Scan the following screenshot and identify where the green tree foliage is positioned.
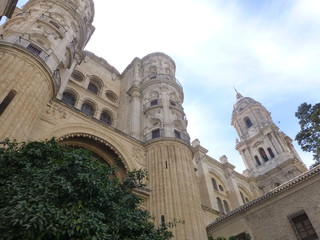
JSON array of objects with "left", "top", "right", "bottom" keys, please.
[
  {"left": 295, "top": 102, "right": 320, "bottom": 167},
  {"left": 0, "top": 139, "right": 173, "bottom": 240}
]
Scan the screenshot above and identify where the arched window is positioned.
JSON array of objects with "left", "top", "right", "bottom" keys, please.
[
  {"left": 71, "top": 70, "right": 84, "bottom": 82},
  {"left": 223, "top": 200, "right": 230, "bottom": 213},
  {"left": 267, "top": 147, "right": 275, "bottom": 158},
  {"left": 62, "top": 91, "right": 76, "bottom": 107},
  {"left": 81, "top": 101, "right": 95, "bottom": 116},
  {"left": 87, "top": 82, "right": 99, "bottom": 95},
  {"left": 254, "top": 155, "right": 261, "bottom": 166},
  {"left": 244, "top": 117, "right": 253, "bottom": 128},
  {"left": 211, "top": 178, "right": 218, "bottom": 191},
  {"left": 217, "top": 197, "right": 224, "bottom": 214},
  {"left": 105, "top": 90, "right": 118, "bottom": 102},
  {"left": 259, "top": 147, "right": 269, "bottom": 162},
  {"left": 100, "top": 111, "right": 112, "bottom": 125}
]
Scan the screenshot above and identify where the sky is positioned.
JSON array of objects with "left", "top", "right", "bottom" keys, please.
[{"left": 10, "top": 0, "right": 320, "bottom": 172}]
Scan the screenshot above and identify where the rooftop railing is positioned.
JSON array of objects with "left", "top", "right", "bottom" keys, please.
[{"left": 140, "top": 74, "right": 182, "bottom": 89}]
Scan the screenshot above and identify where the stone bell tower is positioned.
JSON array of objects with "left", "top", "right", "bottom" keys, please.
[
  {"left": 0, "top": 0, "right": 94, "bottom": 141},
  {"left": 231, "top": 92, "right": 307, "bottom": 192}
]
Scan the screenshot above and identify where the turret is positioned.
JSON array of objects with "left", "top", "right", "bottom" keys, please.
[
  {"left": 1, "top": 0, "right": 95, "bottom": 96},
  {"left": 231, "top": 92, "right": 307, "bottom": 192},
  {"left": 140, "top": 53, "right": 188, "bottom": 142},
  {"left": 0, "top": 0, "right": 95, "bottom": 141}
]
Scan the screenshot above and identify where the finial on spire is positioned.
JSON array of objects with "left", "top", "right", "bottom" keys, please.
[
  {"left": 233, "top": 86, "right": 238, "bottom": 94},
  {"left": 233, "top": 86, "right": 243, "bottom": 100}
]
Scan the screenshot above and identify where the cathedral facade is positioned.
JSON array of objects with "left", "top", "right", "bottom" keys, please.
[{"left": 1, "top": 1, "right": 319, "bottom": 239}]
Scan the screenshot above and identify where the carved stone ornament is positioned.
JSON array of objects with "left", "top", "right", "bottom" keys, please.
[
  {"left": 40, "top": 102, "right": 67, "bottom": 125},
  {"left": 132, "top": 146, "right": 145, "bottom": 165}
]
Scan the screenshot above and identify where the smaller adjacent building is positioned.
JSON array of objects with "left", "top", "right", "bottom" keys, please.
[{"left": 207, "top": 165, "right": 320, "bottom": 240}]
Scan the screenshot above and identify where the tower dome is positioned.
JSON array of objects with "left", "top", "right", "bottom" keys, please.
[{"left": 232, "top": 93, "right": 259, "bottom": 117}]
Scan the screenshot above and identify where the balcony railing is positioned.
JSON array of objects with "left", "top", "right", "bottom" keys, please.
[
  {"left": 144, "top": 129, "right": 190, "bottom": 144},
  {"left": 140, "top": 74, "right": 182, "bottom": 89},
  {"left": 143, "top": 99, "right": 162, "bottom": 111},
  {"left": 39, "top": 14, "right": 67, "bottom": 36},
  {"left": 169, "top": 100, "right": 184, "bottom": 111},
  {"left": 15, "top": 37, "right": 49, "bottom": 61}
]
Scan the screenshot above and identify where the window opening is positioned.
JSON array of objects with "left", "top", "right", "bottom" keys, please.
[
  {"left": 255, "top": 155, "right": 261, "bottom": 166},
  {"left": 290, "top": 212, "right": 318, "bottom": 240},
  {"left": 81, "top": 102, "right": 94, "bottom": 116},
  {"left": 267, "top": 147, "right": 275, "bottom": 158},
  {"left": 150, "top": 99, "right": 158, "bottom": 106},
  {"left": 174, "top": 130, "right": 181, "bottom": 139},
  {"left": 0, "top": 90, "right": 17, "bottom": 116},
  {"left": 100, "top": 111, "right": 112, "bottom": 125},
  {"left": 211, "top": 178, "right": 218, "bottom": 191},
  {"left": 170, "top": 100, "right": 176, "bottom": 107},
  {"left": 217, "top": 197, "right": 225, "bottom": 214},
  {"left": 161, "top": 215, "right": 165, "bottom": 226},
  {"left": 223, "top": 200, "right": 230, "bottom": 213},
  {"left": 62, "top": 91, "right": 76, "bottom": 107},
  {"left": 259, "top": 147, "right": 269, "bottom": 162},
  {"left": 165, "top": 161, "right": 168, "bottom": 169},
  {"left": 87, "top": 82, "right": 98, "bottom": 95},
  {"left": 152, "top": 128, "right": 160, "bottom": 139},
  {"left": 244, "top": 117, "right": 253, "bottom": 128},
  {"left": 218, "top": 185, "right": 224, "bottom": 192}
]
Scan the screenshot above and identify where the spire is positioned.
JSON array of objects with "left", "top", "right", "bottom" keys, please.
[{"left": 233, "top": 87, "right": 243, "bottom": 100}]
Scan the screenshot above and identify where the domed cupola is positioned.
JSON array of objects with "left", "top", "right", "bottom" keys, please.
[
  {"left": 232, "top": 92, "right": 259, "bottom": 116},
  {"left": 231, "top": 92, "right": 272, "bottom": 141}
]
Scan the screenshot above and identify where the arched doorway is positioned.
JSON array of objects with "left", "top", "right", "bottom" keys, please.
[{"left": 57, "top": 133, "right": 127, "bottom": 179}]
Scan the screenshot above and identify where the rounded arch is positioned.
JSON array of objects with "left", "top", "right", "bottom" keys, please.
[
  {"left": 149, "top": 91, "right": 159, "bottom": 99},
  {"left": 89, "top": 75, "right": 103, "bottom": 89},
  {"left": 48, "top": 125, "right": 140, "bottom": 172},
  {"left": 100, "top": 109, "right": 113, "bottom": 125},
  {"left": 30, "top": 33, "right": 52, "bottom": 50},
  {"left": 81, "top": 99, "right": 97, "bottom": 117},
  {"left": 238, "top": 185, "right": 252, "bottom": 204},
  {"left": 71, "top": 70, "right": 85, "bottom": 82},
  {"left": 208, "top": 171, "right": 228, "bottom": 195},
  {"left": 57, "top": 133, "right": 127, "bottom": 179},
  {"left": 62, "top": 88, "right": 79, "bottom": 106},
  {"left": 105, "top": 90, "right": 118, "bottom": 102}
]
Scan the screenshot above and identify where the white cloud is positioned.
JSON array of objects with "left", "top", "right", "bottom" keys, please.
[{"left": 86, "top": 0, "right": 320, "bottom": 171}]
